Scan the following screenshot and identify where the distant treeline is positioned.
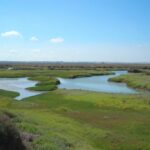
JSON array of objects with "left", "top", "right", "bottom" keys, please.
[{"left": 0, "top": 62, "right": 150, "bottom": 71}]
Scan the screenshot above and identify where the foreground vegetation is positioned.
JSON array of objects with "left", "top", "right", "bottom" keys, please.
[
  {"left": 0, "top": 65, "right": 150, "bottom": 150},
  {"left": 0, "top": 89, "right": 150, "bottom": 150}
]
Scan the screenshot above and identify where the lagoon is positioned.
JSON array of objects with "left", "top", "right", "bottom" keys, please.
[
  {"left": 58, "top": 71, "right": 137, "bottom": 94},
  {"left": 0, "top": 71, "right": 137, "bottom": 100}
]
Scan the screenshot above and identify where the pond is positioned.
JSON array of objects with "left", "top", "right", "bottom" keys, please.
[
  {"left": 0, "top": 78, "right": 43, "bottom": 100},
  {"left": 58, "top": 71, "right": 137, "bottom": 94}
]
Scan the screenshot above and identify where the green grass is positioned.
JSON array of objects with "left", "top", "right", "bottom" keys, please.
[
  {"left": 28, "top": 77, "right": 59, "bottom": 91},
  {"left": 0, "top": 89, "right": 19, "bottom": 98},
  {"left": 0, "top": 69, "right": 112, "bottom": 78},
  {"left": 0, "top": 69, "right": 150, "bottom": 149},
  {"left": 0, "top": 89, "right": 149, "bottom": 150},
  {"left": 109, "top": 73, "right": 150, "bottom": 91}
]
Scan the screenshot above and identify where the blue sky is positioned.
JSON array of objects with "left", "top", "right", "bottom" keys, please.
[{"left": 0, "top": 0, "right": 150, "bottom": 62}]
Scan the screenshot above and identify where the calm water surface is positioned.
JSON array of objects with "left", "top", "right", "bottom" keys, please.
[
  {"left": 58, "top": 71, "right": 137, "bottom": 94},
  {"left": 0, "top": 71, "right": 137, "bottom": 100},
  {"left": 0, "top": 78, "right": 43, "bottom": 100}
]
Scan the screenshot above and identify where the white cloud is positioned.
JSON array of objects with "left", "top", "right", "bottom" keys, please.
[
  {"left": 30, "top": 36, "right": 39, "bottom": 41},
  {"left": 1, "top": 30, "right": 22, "bottom": 38},
  {"left": 50, "top": 37, "right": 64, "bottom": 43}
]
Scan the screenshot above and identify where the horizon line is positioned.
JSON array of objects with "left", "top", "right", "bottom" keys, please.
[{"left": 0, "top": 61, "right": 150, "bottom": 65}]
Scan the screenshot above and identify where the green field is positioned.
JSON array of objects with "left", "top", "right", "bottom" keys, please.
[
  {"left": 0, "top": 69, "right": 150, "bottom": 150},
  {"left": 109, "top": 72, "right": 150, "bottom": 91}
]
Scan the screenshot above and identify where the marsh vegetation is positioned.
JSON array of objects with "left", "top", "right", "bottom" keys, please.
[{"left": 0, "top": 63, "right": 150, "bottom": 150}]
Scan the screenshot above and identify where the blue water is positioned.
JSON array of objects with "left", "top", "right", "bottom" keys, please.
[
  {"left": 58, "top": 71, "right": 137, "bottom": 94},
  {"left": 0, "top": 71, "right": 137, "bottom": 100},
  {"left": 0, "top": 78, "right": 43, "bottom": 100}
]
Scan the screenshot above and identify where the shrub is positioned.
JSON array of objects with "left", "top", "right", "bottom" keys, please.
[{"left": 0, "top": 114, "right": 26, "bottom": 150}]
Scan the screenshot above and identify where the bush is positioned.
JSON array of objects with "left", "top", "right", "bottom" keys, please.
[{"left": 0, "top": 114, "right": 26, "bottom": 150}]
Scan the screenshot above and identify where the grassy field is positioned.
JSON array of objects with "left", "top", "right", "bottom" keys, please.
[
  {"left": 0, "top": 68, "right": 150, "bottom": 150},
  {"left": 109, "top": 73, "right": 150, "bottom": 91}
]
